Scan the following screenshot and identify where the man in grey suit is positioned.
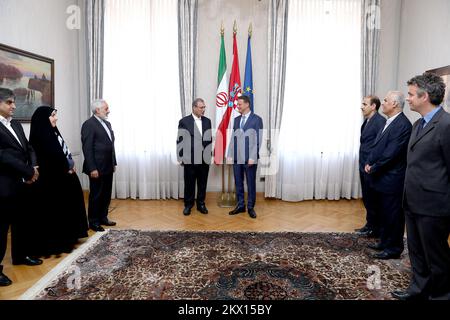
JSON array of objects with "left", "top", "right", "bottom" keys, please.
[
  {"left": 391, "top": 73, "right": 450, "bottom": 300},
  {"left": 81, "top": 99, "right": 117, "bottom": 232}
]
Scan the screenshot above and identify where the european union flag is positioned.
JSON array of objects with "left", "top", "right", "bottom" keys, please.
[{"left": 244, "top": 35, "right": 254, "bottom": 112}]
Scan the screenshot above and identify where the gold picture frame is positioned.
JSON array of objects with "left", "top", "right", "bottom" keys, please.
[{"left": 0, "top": 43, "right": 55, "bottom": 122}]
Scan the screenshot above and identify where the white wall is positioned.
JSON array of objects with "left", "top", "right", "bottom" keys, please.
[
  {"left": 397, "top": 0, "right": 450, "bottom": 122},
  {"left": 0, "top": 0, "right": 88, "bottom": 175},
  {"left": 376, "top": 0, "right": 402, "bottom": 100},
  {"left": 197, "top": 0, "right": 269, "bottom": 192}
]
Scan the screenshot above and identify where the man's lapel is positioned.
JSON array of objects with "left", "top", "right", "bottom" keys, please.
[
  {"left": 243, "top": 113, "right": 254, "bottom": 131},
  {"left": 93, "top": 116, "right": 112, "bottom": 141},
  {"left": 373, "top": 113, "right": 401, "bottom": 145},
  {"left": 189, "top": 116, "right": 200, "bottom": 138},
  {"left": 11, "top": 122, "right": 27, "bottom": 149},
  {"left": 0, "top": 121, "right": 24, "bottom": 150},
  {"left": 409, "top": 109, "right": 443, "bottom": 149}
]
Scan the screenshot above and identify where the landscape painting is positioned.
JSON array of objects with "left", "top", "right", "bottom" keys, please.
[{"left": 0, "top": 43, "right": 54, "bottom": 122}]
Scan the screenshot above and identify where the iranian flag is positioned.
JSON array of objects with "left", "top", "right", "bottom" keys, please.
[
  {"left": 214, "top": 32, "right": 228, "bottom": 164},
  {"left": 214, "top": 32, "right": 241, "bottom": 164}
]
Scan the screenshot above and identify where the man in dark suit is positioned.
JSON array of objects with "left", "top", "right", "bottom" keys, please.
[
  {"left": 81, "top": 99, "right": 117, "bottom": 232},
  {"left": 228, "top": 95, "right": 263, "bottom": 219},
  {"left": 177, "top": 98, "right": 212, "bottom": 216},
  {"left": 0, "top": 88, "right": 42, "bottom": 286},
  {"left": 355, "top": 95, "right": 386, "bottom": 237},
  {"left": 392, "top": 73, "right": 450, "bottom": 300},
  {"left": 365, "top": 91, "right": 412, "bottom": 260}
]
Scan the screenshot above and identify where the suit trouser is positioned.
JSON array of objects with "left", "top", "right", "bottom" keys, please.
[
  {"left": 404, "top": 209, "right": 450, "bottom": 299},
  {"left": 88, "top": 173, "right": 113, "bottom": 225},
  {"left": 183, "top": 164, "right": 209, "bottom": 208},
  {"left": 0, "top": 190, "right": 34, "bottom": 267},
  {"left": 371, "top": 188, "right": 405, "bottom": 255},
  {"left": 359, "top": 171, "right": 380, "bottom": 232},
  {"left": 0, "top": 211, "right": 9, "bottom": 268},
  {"left": 233, "top": 164, "right": 257, "bottom": 209}
]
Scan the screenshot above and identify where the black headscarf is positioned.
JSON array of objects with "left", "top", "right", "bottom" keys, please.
[{"left": 30, "top": 106, "right": 73, "bottom": 174}]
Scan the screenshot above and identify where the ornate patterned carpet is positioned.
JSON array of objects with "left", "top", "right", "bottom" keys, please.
[{"left": 22, "top": 230, "right": 411, "bottom": 300}]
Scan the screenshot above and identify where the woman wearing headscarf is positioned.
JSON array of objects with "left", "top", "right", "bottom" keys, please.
[{"left": 29, "top": 106, "right": 88, "bottom": 255}]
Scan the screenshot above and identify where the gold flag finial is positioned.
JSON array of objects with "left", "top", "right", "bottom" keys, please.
[
  {"left": 248, "top": 23, "right": 253, "bottom": 37},
  {"left": 233, "top": 20, "right": 237, "bottom": 34},
  {"left": 221, "top": 21, "right": 224, "bottom": 36}
]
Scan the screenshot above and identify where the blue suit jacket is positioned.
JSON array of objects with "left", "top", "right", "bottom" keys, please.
[
  {"left": 229, "top": 113, "right": 263, "bottom": 164},
  {"left": 359, "top": 112, "right": 386, "bottom": 172},
  {"left": 366, "top": 112, "right": 412, "bottom": 194}
]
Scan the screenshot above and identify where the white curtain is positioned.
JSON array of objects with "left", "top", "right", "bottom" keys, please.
[
  {"left": 104, "top": 0, "right": 182, "bottom": 199},
  {"left": 276, "top": 0, "right": 362, "bottom": 201}
]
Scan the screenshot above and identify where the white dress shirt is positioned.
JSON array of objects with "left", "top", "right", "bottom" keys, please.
[
  {"left": 94, "top": 115, "right": 112, "bottom": 141},
  {"left": 240, "top": 111, "right": 251, "bottom": 129},
  {"left": 192, "top": 114, "right": 202, "bottom": 136},
  {"left": 382, "top": 112, "right": 402, "bottom": 133},
  {"left": 0, "top": 115, "right": 22, "bottom": 146}
]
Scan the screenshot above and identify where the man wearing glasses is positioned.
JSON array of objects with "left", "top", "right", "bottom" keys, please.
[
  {"left": 0, "top": 88, "right": 42, "bottom": 287},
  {"left": 177, "top": 98, "right": 212, "bottom": 216}
]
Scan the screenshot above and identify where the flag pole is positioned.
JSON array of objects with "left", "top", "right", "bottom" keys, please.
[
  {"left": 216, "top": 22, "right": 236, "bottom": 207},
  {"left": 220, "top": 22, "right": 226, "bottom": 198},
  {"left": 217, "top": 20, "right": 240, "bottom": 207},
  {"left": 227, "top": 20, "right": 238, "bottom": 197}
]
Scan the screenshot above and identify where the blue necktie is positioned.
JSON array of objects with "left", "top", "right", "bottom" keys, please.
[
  {"left": 240, "top": 115, "right": 246, "bottom": 129},
  {"left": 416, "top": 118, "right": 426, "bottom": 137}
]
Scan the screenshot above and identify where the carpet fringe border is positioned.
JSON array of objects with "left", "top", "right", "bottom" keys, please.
[{"left": 19, "top": 230, "right": 109, "bottom": 300}]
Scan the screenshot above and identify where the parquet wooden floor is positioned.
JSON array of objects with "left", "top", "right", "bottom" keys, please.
[{"left": 0, "top": 194, "right": 368, "bottom": 300}]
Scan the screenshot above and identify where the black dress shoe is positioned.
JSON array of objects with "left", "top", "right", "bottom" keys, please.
[
  {"left": 360, "top": 229, "right": 380, "bottom": 238},
  {"left": 372, "top": 251, "right": 401, "bottom": 260},
  {"left": 89, "top": 224, "right": 105, "bottom": 232},
  {"left": 0, "top": 271, "right": 12, "bottom": 286},
  {"left": 355, "top": 225, "right": 370, "bottom": 233},
  {"left": 100, "top": 219, "right": 117, "bottom": 226},
  {"left": 183, "top": 207, "right": 192, "bottom": 216},
  {"left": 197, "top": 205, "right": 208, "bottom": 214},
  {"left": 229, "top": 206, "right": 246, "bottom": 215},
  {"left": 391, "top": 290, "right": 426, "bottom": 301},
  {"left": 12, "top": 256, "right": 43, "bottom": 266},
  {"left": 248, "top": 208, "right": 257, "bottom": 219},
  {"left": 367, "top": 243, "right": 385, "bottom": 251}
]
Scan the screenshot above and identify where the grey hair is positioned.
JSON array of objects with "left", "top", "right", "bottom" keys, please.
[
  {"left": 91, "top": 99, "right": 107, "bottom": 114},
  {"left": 388, "top": 91, "right": 405, "bottom": 110},
  {"left": 192, "top": 98, "right": 205, "bottom": 109}
]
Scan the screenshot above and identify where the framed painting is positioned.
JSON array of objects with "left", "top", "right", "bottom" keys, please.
[
  {"left": 0, "top": 43, "right": 54, "bottom": 122},
  {"left": 427, "top": 65, "right": 450, "bottom": 112}
]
